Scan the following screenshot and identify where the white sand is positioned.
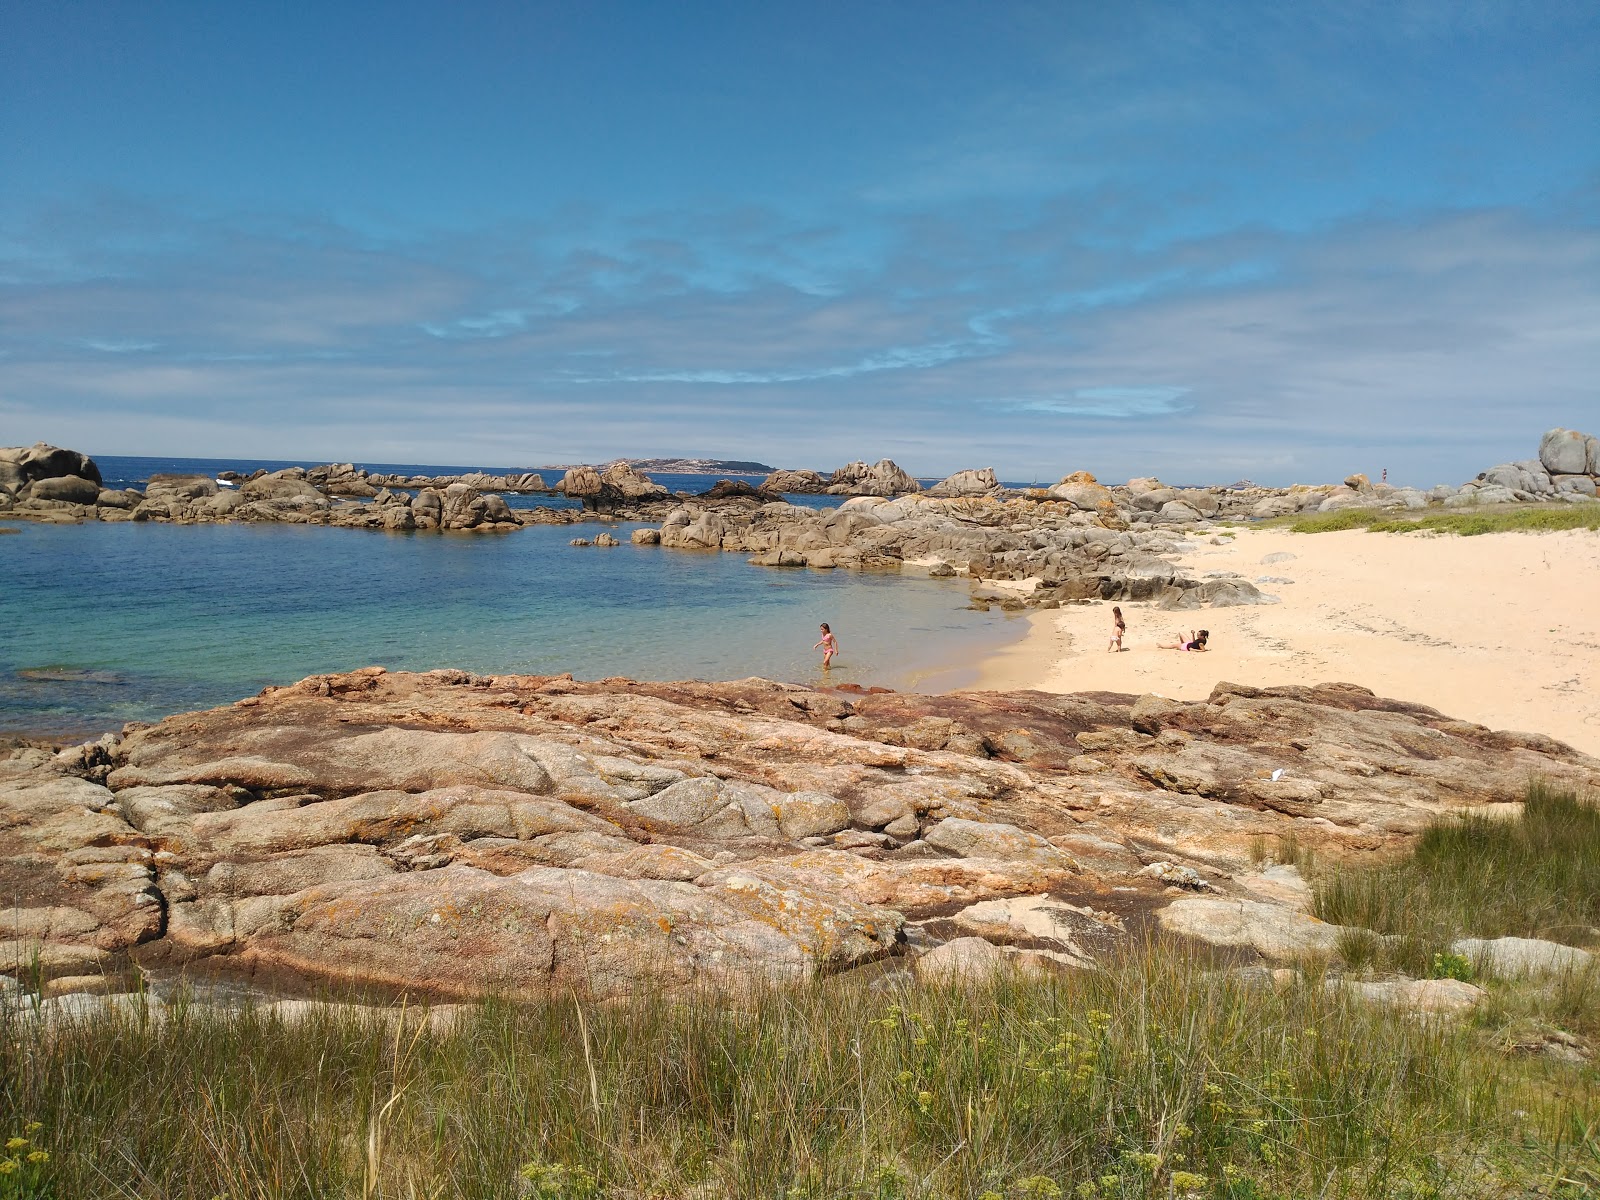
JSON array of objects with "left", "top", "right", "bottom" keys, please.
[{"left": 973, "top": 526, "right": 1600, "bottom": 757}]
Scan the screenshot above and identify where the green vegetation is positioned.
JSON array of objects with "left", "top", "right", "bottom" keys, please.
[
  {"left": 1276, "top": 504, "right": 1600, "bottom": 536},
  {"left": 5, "top": 786, "right": 1595, "bottom": 1197},
  {"left": 4, "top": 937, "right": 1596, "bottom": 1199},
  {"left": 1315, "top": 782, "right": 1600, "bottom": 978}
]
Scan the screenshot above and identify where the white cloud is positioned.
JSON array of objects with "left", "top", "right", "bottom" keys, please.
[
  {"left": 0, "top": 195, "right": 1595, "bottom": 484},
  {"left": 994, "top": 388, "right": 1193, "bottom": 418}
]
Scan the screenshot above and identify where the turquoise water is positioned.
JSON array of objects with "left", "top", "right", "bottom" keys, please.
[{"left": 0, "top": 519, "right": 1020, "bottom": 740}]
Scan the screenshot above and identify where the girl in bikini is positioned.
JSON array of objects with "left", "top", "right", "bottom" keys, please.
[
  {"left": 1159, "top": 629, "right": 1209, "bottom": 652},
  {"left": 814, "top": 623, "right": 839, "bottom": 668},
  {"left": 1108, "top": 605, "right": 1126, "bottom": 652}
]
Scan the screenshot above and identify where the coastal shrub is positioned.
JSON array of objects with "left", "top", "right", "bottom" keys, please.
[
  {"left": 2, "top": 938, "right": 1592, "bottom": 1199},
  {"left": 1284, "top": 504, "right": 1600, "bottom": 537},
  {"left": 1283, "top": 509, "right": 1388, "bottom": 533},
  {"left": 1315, "top": 781, "right": 1600, "bottom": 976}
]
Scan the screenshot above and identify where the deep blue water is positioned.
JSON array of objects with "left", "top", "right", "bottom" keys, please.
[{"left": 0, "top": 518, "right": 1021, "bottom": 741}]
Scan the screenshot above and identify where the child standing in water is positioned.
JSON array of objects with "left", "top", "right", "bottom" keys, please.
[
  {"left": 1108, "top": 605, "right": 1126, "bottom": 652},
  {"left": 814, "top": 623, "right": 839, "bottom": 668}
]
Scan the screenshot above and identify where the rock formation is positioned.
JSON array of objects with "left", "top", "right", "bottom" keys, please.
[
  {"left": 654, "top": 493, "right": 1279, "bottom": 610},
  {"left": 761, "top": 468, "right": 829, "bottom": 494},
  {"left": 926, "top": 468, "right": 1001, "bottom": 497},
  {"left": 5, "top": 669, "right": 1596, "bottom": 1002},
  {"left": 556, "top": 464, "right": 668, "bottom": 511},
  {"left": 1445, "top": 427, "right": 1600, "bottom": 503},
  {"left": 825, "top": 459, "right": 923, "bottom": 496},
  {"left": 4, "top": 431, "right": 1595, "bottom": 558},
  {"left": 0, "top": 446, "right": 540, "bottom": 532}
]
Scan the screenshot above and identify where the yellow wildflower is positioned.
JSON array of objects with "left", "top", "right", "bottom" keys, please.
[
  {"left": 3, "top": 1138, "right": 26, "bottom": 1152},
  {"left": 26, "top": 1150, "right": 48, "bottom": 1164}
]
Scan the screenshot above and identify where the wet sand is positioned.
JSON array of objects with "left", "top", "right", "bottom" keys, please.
[{"left": 971, "top": 527, "right": 1600, "bottom": 758}]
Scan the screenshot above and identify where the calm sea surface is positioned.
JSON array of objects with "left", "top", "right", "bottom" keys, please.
[{"left": 2, "top": 458, "right": 1024, "bottom": 740}]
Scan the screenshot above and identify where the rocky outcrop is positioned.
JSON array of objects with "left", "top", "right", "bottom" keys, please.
[
  {"left": 7, "top": 428, "right": 1595, "bottom": 546},
  {"left": 0, "top": 445, "right": 542, "bottom": 533},
  {"left": 556, "top": 464, "right": 668, "bottom": 511},
  {"left": 762, "top": 468, "right": 829, "bottom": 494},
  {"left": 696, "top": 479, "right": 776, "bottom": 502},
  {"left": 1430, "top": 427, "right": 1600, "bottom": 507},
  {"left": 5, "top": 669, "right": 1596, "bottom": 1001},
  {"left": 926, "top": 468, "right": 1001, "bottom": 498},
  {"left": 0, "top": 443, "right": 102, "bottom": 495},
  {"left": 649, "top": 492, "right": 1281, "bottom": 610},
  {"left": 303, "top": 464, "right": 550, "bottom": 495},
  {"left": 825, "top": 459, "right": 922, "bottom": 496}
]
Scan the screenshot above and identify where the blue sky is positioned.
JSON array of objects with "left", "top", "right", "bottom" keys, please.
[{"left": 1, "top": 1, "right": 1596, "bottom": 485}]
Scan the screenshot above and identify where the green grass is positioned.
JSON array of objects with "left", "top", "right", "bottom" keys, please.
[
  {"left": 1276, "top": 504, "right": 1600, "bottom": 536},
  {"left": 1315, "top": 782, "right": 1600, "bottom": 978},
  {"left": 3, "top": 939, "right": 1596, "bottom": 1199}
]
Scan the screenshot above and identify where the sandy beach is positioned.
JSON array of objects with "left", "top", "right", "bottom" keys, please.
[{"left": 973, "top": 526, "right": 1600, "bottom": 758}]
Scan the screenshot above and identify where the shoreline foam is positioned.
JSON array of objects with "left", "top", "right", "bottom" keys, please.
[{"left": 969, "top": 526, "right": 1600, "bottom": 758}]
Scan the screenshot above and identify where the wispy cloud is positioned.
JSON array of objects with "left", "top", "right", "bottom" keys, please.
[
  {"left": 0, "top": 192, "right": 1595, "bottom": 483},
  {"left": 992, "top": 387, "right": 1193, "bottom": 419},
  {"left": 79, "top": 338, "right": 160, "bottom": 353},
  {"left": 558, "top": 337, "right": 998, "bottom": 385},
  {"left": 421, "top": 309, "right": 530, "bottom": 340}
]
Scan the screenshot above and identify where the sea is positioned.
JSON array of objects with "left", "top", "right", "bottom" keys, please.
[{"left": 1, "top": 455, "right": 1028, "bottom": 741}]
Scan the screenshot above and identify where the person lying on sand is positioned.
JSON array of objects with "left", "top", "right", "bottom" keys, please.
[{"left": 1159, "top": 629, "right": 1209, "bottom": 652}]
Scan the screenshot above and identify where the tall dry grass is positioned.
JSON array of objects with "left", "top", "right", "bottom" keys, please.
[
  {"left": 4, "top": 935, "right": 1594, "bottom": 1198},
  {"left": 1315, "top": 781, "right": 1600, "bottom": 975}
]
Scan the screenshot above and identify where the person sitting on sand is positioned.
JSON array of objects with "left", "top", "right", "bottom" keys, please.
[
  {"left": 1159, "top": 629, "right": 1209, "bottom": 652},
  {"left": 1108, "top": 605, "right": 1126, "bottom": 653},
  {"left": 814, "top": 622, "right": 839, "bottom": 668}
]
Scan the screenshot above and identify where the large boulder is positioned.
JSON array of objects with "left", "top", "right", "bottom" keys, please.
[
  {"left": 762, "top": 469, "right": 829, "bottom": 494},
  {"left": 1051, "top": 482, "right": 1116, "bottom": 510},
  {"left": 1157, "top": 897, "right": 1350, "bottom": 961},
  {"left": 1445, "top": 484, "right": 1517, "bottom": 507},
  {"left": 825, "top": 459, "right": 922, "bottom": 497},
  {"left": 1539, "top": 428, "right": 1592, "bottom": 476},
  {"left": 1451, "top": 935, "right": 1593, "bottom": 978},
  {"left": 26, "top": 475, "right": 102, "bottom": 504},
  {"left": 557, "top": 466, "right": 604, "bottom": 497},
  {"left": 144, "top": 474, "right": 219, "bottom": 501},
  {"left": 11, "top": 443, "right": 103, "bottom": 486},
  {"left": 240, "top": 469, "right": 326, "bottom": 503},
  {"left": 601, "top": 463, "right": 668, "bottom": 503},
  {"left": 927, "top": 468, "right": 1001, "bottom": 498},
  {"left": 557, "top": 465, "right": 663, "bottom": 511}
]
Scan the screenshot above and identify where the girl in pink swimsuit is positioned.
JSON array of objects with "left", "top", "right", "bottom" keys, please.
[{"left": 814, "top": 623, "right": 839, "bottom": 668}]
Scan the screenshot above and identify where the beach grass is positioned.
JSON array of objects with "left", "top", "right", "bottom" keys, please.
[
  {"left": 4, "top": 934, "right": 1597, "bottom": 1198},
  {"left": 1314, "top": 782, "right": 1600, "bottom": 1007},
  {"left": 1272, "top": 504, "right": 1600, "bottom": 536}
]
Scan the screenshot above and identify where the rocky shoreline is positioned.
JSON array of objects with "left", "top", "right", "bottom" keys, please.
[
  {"left": 5, "top": 666, "right": 1596, "bottom": 1010},
  {"left": 5, "top": 429, "right": 1596, "bottom": 617}
]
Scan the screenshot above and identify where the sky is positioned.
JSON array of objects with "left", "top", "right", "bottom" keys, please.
[{"left": 1, "top": 1, "right": 1596, "bottom": 486}]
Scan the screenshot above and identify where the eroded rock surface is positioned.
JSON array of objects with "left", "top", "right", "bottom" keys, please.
[{"left": 5, "top": 668, "right": 1597, "bottom": 1001}]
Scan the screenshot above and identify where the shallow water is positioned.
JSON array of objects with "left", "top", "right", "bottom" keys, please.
[{"left": 0, "top": 519, "right": 1022, "bottom": 740}]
